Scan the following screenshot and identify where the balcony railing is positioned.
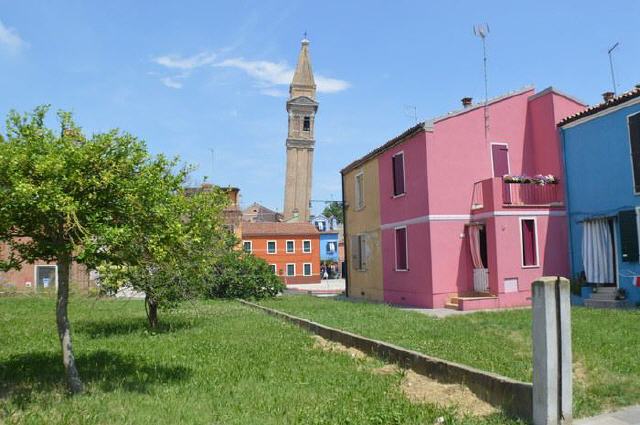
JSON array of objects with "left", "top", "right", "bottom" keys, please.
[
  {"left": 503, "top": 182, "right": 561, "bottom": 206},
  {"left": 471, "top": 178, "right": 563, "bottom": 211}
]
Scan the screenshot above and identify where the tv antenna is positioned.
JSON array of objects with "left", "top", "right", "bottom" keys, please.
[
  {"left": 208, "top": 148, "right": 215, "bottom": 182},
  {"left": 608, "top": 42, "right": 620, "bottom": 94},
  {"left": 404, "top": 105, "right": 418, "bottom": 124},
  {"left": 474, "top": 23, "right": 490, "bottom": 142}
]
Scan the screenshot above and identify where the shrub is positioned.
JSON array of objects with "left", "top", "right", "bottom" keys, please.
[{"left": 207, "top": 252, "right": 284, "bottom": 299}]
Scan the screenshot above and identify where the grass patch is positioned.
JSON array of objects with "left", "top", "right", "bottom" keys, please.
[
  {"left": 0, "top": 296, "right": 523, "bottom": 424},
  {"left": 258, "top": 296, "right": 640, "bottom": 418}
]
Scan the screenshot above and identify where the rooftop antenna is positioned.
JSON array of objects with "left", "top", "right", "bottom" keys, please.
[
  {"left": 474, "top": 23, "right": 490, "bottom": 142},
  {"left": 404, "top": 105, "right": 418, "bottom": 124},
  {"left": 208, "top": 148, "right": 215, "bottom": 183},
  {"left": 608, "top": 42, "right": 620, "bottom": 94}
]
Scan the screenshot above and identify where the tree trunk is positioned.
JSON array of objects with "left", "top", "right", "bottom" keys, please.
[
  {"left": 146, "top": 295, "right": 159, "bottom": 329},
  {"left": 56, "top": 255, "right": 84, "bottom": 394}
]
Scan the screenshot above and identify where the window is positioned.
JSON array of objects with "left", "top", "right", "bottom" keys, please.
[
  {"left": 395, "top": 227, "right": 408, "bottom": 271},
  {"left": 520, "top": 218, "right": 538, "bottom": 267},
  {"left": 286, "top": 240, "right": 295, "bottom": 253},
  {"left": 620, "top": 209, "right": 639, "bottom": 262},
  {"left": 392, "top": 152, "right": 405, "bottom": 196},
  {"left": 303, "top": 240, "right": 311, "bottom": 253},
  {"left": 242, "top": 241, "right": 252, "bottom": 253},
  {"left": 267, "top": 241, "right": 277, "bottom": 254},
  {"left": 286, "top": 263, "right": 295, "bottom": 276},
  {"left": 316, "top": 221, "right": 325, "bottom": 231},
  {"left": 351, "top": 234, "right": 366, "bottom": 271},
  {"left": 355, "top": 172, "right": 364, "bottom": 209},
  {"left": 629, "top": 113, "right": 640, "bottom": 193},
  {"left": 303, "top": 263, "right": 312, "bottom": 276},
  {"left": 269, "top": 264, "right": 277, "bottom": 274},
  {"left": 326, "top": 241, "right": 336, "bottom": 253},
  {"left": 303, "top": 116, "right": 311, "bottom": 131}
]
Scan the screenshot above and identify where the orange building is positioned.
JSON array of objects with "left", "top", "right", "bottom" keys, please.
[{"left": 241, "top": 222, "right": 320, "bottom": 285}]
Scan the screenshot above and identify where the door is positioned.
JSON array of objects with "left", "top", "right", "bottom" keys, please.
[
  {"left": 491, "top": 144, "right": 510, "bottom": 177},
  {"left": 36, "top": 266, "right": 57, "bottom": 290}
]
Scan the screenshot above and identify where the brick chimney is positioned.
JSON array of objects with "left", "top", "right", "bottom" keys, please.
[
  {"left": 461, "top": 97, "right": 473, "bottom": 108},
  {"left": 602, "top": 91, "right": 615, "bottom": 102}
]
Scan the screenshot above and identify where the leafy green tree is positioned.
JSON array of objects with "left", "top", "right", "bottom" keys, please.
[
  {"left": 98, "top": 188, "right": 235, "bottom": 328},
  {"left": 206, "top": 251, "right": 284, "bottom": 299},
  {"left": 321, "top": 201, "right": 343, "bottom": 224},
  {"left": 0, "top": 106, "right": 193, "bottom": 394}
]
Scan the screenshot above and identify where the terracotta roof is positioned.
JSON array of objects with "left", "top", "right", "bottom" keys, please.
[
  {"left": 559, "top": 87, "right": 640, "bottom": 127},
  {"left": 242, "top": 221, "right": 319, "bottom": 237},
  {"left": 341, "top": 122, "right": 428, "bottom": 174}
]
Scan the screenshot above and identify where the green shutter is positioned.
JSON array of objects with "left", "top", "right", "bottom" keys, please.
[{"left": 618, "top": 210, "right": 639, "bottom": 262}]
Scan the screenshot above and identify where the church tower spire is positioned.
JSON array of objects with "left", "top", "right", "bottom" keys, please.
[{"left": 283, "top": 37, "right": 318, "bottom": 222}]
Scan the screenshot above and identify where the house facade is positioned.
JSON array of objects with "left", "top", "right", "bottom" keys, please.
[
  {"left": 0, "top": 259, "right": 94, "bottom": 293},
  {"left": 559, "top": 88, "right": 640, "bottom": 306},
  {"left": 312, "top": 214, "right": 340, "bottom": 264},
  {"left": 342, "top": 86, "right": 585, "bottom": 310},
  {"left": 341, "top": 154, "right": 384, "bottom": 301},
  {"left": 241, "top": 222, "right": 320, "bottom": 285}
]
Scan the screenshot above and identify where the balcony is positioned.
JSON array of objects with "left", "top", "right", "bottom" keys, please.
[{"left": 471, "top": 177, "right": 563, "bottom": 211}]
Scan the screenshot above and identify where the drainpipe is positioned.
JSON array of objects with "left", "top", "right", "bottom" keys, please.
[
  {"left": 559, "top": 127, "right": 574, "bottom": 277},
  {"left": 341, "top": 171, "right": 349, "bottom": 297}
]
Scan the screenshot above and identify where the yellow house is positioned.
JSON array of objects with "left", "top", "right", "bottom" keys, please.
[{"left": 341, "top": 158, "right": 383, "bottom": 301}]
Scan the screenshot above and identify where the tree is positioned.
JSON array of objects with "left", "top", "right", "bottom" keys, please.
[
  {"left": 98, "top": 188, "right": 234, "bottom": 328},
  {"left": 322, "top": 201, "right": 343, "bottom": 224},
  {"left": 206, "top": 251, "right": 284, "bottom": 299},
  {"left": 0, "top": 106, "right": 193, "bottom": 393}
]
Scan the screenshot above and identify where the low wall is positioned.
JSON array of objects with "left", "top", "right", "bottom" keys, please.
[{"left": 240, "top": 300, "right": 533, "bottom": 422}]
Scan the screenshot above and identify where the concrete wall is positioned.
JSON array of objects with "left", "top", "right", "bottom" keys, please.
[
  {"left": 343, "top": 160, "right": 383, "bottom": 301},
  {"left": 562, "top": 99, "right": 640, "bottom": 304}
]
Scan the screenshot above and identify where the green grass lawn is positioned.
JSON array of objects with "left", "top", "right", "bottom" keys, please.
[
  {"left": 259, "top": 296, "right": 640, "bottom": 418},
  {"left": 0, "top": 296, "right": 523, "bottom": 425}
]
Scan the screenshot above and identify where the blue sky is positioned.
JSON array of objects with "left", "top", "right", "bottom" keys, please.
[{"left": 0, "top": 1, "right": 639, "bottom": 214}]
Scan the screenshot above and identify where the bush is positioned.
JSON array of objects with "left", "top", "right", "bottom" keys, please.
[{"left": 206, "top": 252, "right": 284, "bottom": 299}]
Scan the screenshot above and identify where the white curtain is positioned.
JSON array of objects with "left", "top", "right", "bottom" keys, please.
[
  {"left": 468, "top": 225, "right": 484, "bottom": 269},
  {"left": 582, "top": 219, "right": 614, "bottom": 284}
]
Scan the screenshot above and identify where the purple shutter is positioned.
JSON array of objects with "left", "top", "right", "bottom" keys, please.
[
  {"left": 393, "top": 154, "right": 405, "bottom": 196},
  {"left": 492, "top": 145, "right": 509, "bottom": 177},
  {"left": 522, "top": 220, "right": 537, "bottom": 266},
  {"left": 395, "top": 228, "right": 407, "bottom": 270}
]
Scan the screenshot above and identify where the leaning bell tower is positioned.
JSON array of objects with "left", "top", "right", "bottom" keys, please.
[{"left": 283, "top": 37, "right": 318, "bottom": 222}]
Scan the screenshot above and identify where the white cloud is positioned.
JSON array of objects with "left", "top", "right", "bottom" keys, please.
[
  {"left": 160, "top": 76, "right": 183, "bottom": 89},
  {"left": 216, "top": 57, "right": 349, "bottom": 95},
  {"left": 0, "top": 20, "right": 27, "bottom": 52},
  {"left": 153, "top": 52, "right": 216, "bottom": 70}
]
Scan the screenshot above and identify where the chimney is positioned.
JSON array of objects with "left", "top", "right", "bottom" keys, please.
[
  {"left": 461, "top": 97, "right": 473, "bottom": 108},
  {"left": 602, "top": 91, "right": 615, "bottom": 102}
]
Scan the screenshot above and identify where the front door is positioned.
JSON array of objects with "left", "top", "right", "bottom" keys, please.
[
  {"left": 36, "top": 266, "right": 57, "bottom": 290},
  {"left": 492, "top": 144, "right": 510, "bottom": 177}
]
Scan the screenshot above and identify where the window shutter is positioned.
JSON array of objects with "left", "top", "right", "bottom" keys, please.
[
  {"left": 629, "top": 114, "right": 640, "bottom": 193},
  {"left": 618, "top": 210, "right": 639, "bottom": 262},
  {"left": 350, "top": 236, "right": 360, "bottom": 267},
  {"left": 395, "top": 228, "right": 408, "bottom": 270},
  {"left": 358, "top": 234, "right": 367, "bottom": 270},
  {"left": 392, "top": 154, "right": 405, "bottom": 196}
]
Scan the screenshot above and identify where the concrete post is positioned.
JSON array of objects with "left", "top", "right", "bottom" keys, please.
[{"left": 532, "top": 276, "right": 572, "bottom": 425}]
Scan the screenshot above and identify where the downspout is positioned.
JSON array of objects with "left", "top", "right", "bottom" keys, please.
[
  {"left": 341, "top": 171, "right": 349, "bottom": 297},
  {"left": 559, "top": 127, "right": 574, "bottom": 277}
]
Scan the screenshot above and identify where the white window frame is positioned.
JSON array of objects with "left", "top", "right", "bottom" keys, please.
[
  {"left": 242, "top": 240, "right": 252, "bottom": 253},
  {"left": 34, "top": 264, "right": 59, "bottom": 290},
  {"left": 267, "top": 240, "right": 277, "bottom": 255},
  {"left": 269, "top": 264, "right": 277, "bottom": 274},
  {"left": 489, "top": 142, "right": 511, "bottom": 177},
  {"left": 355, "top": 171, "right": 365, "bottom": 210},
  {"left": 303, "top": 263, "right": 312, "bottom": 276},
  {"left": 519, "top": 217, "right": 540, "bottom": 268},
  {"left": 286, "top": 263, "right": 296, "bottom": 276},
  {"left": 394, "top": 226, "right": 409, "bottom": 272},
  {"left": 302, "top": 239, "right": 312, "bottom": 253},
  {"left": 392, "top": 151, "right": 406, "bottom": 198},
  {"left": 285, "top": 239, "right": 295, "bottom": 253}
]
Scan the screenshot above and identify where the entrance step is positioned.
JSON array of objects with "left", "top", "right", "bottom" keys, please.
[
  {"left": 590, "top": 292, "right": 617, "bottom": 301},
  {"left": 584, "top": 299, "right": 630, "bottom": 309}
]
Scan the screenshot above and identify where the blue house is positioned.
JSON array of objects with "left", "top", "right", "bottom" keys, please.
[
  {"left": 312, "top": 214, "right": 340, "bottom": 263},
  {"left": 559, "top": 88, "right": 640, "bottom": 307}
]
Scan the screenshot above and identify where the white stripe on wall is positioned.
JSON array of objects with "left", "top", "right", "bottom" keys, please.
[{"left": 380, "top": 210, "right": 566, "bottom": 230}]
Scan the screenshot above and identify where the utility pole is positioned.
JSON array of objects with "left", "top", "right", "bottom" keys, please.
[
  {"left": 474, "top": 24, "right": 490, "bottom": 142},
  {"left": 608, "top": 42, "right": 620, "bottom": 95}
]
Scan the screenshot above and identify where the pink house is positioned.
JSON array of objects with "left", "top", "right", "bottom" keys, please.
[{"left": 342, "top": 87, "right": 586, "bottom": 310}]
